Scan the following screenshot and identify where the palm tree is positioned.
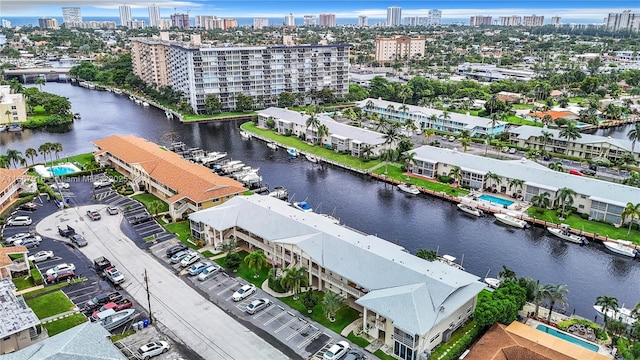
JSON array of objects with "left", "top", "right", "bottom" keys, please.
[
  {"left": 385, "top": 104, "right": 395, "bottom": 120},
  {"left": 423, "top": 128, "right": 435, "bottom": 144},
  {"left": 360, "top": 144, "right": 373, "bottom": 160},
  {"left": 51, "top": 142, "right": 63, "bottom": 160},
  {"left": 5, "top": 149, "right": 22, "bottom": 168},
  {"left": 542, "top": 283, "right": 569, "bottom": 323},
  {"left": 498, "top": 265, "right": 516, "bottom": 281},
  {"left": 508, "top": 178, "right": 525, "bottom": 195},
  {"left": 148, "top": 200, "right": 165, "bottom": 217},
  {"left": 441, "top": 110, "right": 451, "bottom": 121},
  {"left": 281, "top": 267, "right": 308, "bottom": 300},
  {"left": 530, "top": 192, "right": 551, "bottom": 209},
  {"left": 381, "top": 148, "right": 398, "bottom": 174},
  {"left": 0, "top": 155, "right": 9, "bottom": 169},
  {"left": 24, "top": 148, "right": 38, "bottom": 165},
  {"left": 399, "top": 151, "right": 415, "bottom": 172},
  {"left": 4, "top": 110, "right": 11, "bottom": 123},
  {"left": 305, "top": 113, "right": 320, "bottom": 142},
  {"left": 556, "top": 187, "right": 576, "bottom": 219},
  {"left": 38, "top": 143, "right": 52, "bottom": 167},
  {"left": 595, "top": 295, "right": 619, "bottom": 332},
  {"left": 221, "top": 238, "right": 237, "bottom": 256},
  {"left": 459, "top": 137, "right": 471, "bottom": 152},
  {"left": 539, "top": 130, "right": 553, "bottom": 151},
  {"left": 621, "top": 202, "right": 640, "bottom": 236},
  {"left": 382, "top": 124, "right": 401, "bottom": 148},
  {"left": 628, "top": 122, "right": 640, "bottom": 153},
  {"left": 548, "top": 161, "right": 565, "bottom": 172},
  {"left": 558, "top": 123, "right": 581, "bottom": 155},
  {"left": 322, "top": 290, "right": 347, "bottom": 322},
  {"left": 316, "top": 124, "right": 329, "bottom": 143},
  {"left": 484, "top": 171, "right": 502, "bottom": 190},
  {"left": 522, "top": 277, "right": 545, "bottom": 318},
  {"left": 244, "top": 250, "right": 269, "bottom": 278},
  {"left": 485, "top": 94, "right": 500, "bottom": 114},
  {"left": 34, "top": 77, "right": 46, "bottom": 91},
  {"left": 364, "top": 99, "right": 374, "bottom": 111},
  {"left": 448, "top": 166, "right": 462, "bottom": 185}
]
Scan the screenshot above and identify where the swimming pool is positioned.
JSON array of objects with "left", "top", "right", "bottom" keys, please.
[
  {"left": 535, "top": 324, "right": 600, "bottom": 352},
  {"left": 478, "top": 194, "right": 514, "bottom": 207},
  {"left": 34, "top": 163, "right": 81, "bottom": 178}
]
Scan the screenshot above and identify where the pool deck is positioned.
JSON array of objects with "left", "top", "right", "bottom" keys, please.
[
  {"left": 523, "top": 318, "right": 613, "bottom": 358},
  {"left": 33, "top": 162, "right": 81, "bottom": 178},
  {"left": 459, "top": 190, "right": 530, "bottom": 215}
]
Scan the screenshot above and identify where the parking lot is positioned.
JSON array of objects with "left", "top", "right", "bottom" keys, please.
[{"left": 150, "top": 241, "right": 350, "bottom": 360}]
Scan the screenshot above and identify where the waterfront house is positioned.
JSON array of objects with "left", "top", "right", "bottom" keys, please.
[
  {"left": 256, "top": 107, "right": 388, "bottom": 157},
  {"left": 410, "top": 145, "right": 640, "bottom": 224},
  {"left": 0, "top": 168, "right": 35, "bottom": 214},
  {"left": 0, "top": 85, "right": 27, "bottom": 124},
  {"left": 93, "top": 135, "right": 246, "bottom": 221},
  {"left": 357, "top": 98, "right": 508, "bottom": 137},
  {"left": 189, "top": 195, "right": 486, "bottom": 359},
  {"left": 0, "top": 279, "right": 41, "bottom": 354}
]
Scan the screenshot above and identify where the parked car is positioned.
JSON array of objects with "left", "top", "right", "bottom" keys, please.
[
  {"left": 130, "top": 214, "right": 152, "bottom": 225},
  {"left": 323, "top": 341, "right": 351, "bottom": 360},
  {"left": 45, "top": 269, "right": 75, "bottom": 284},
  {"left": 170, "top": 250, "right": 191, "bottom": 264},
  {"left": 232, "top": 284, "right": 256, "bottom": 301},
  {"left": 542, "top": 154, "right": 552, "bottom": 161},
  {"left": 187, "top": 261, "right": 213, "bottom": 276},
  {"left": 137, "top": 341, "right": 170, "bottom": 360},
  {"left": 58, "top": 225, "right": 76, "bottom": 237},
  {"left": 104, "top": 266, "right": 125, "bottom": 284},
  {"left": 107, "top": 206, "right": 119, "bottom": 215},
  {"left": 198, "top": 265, "right": 222, "bottom": 281},
  {"left": 86, "top": 210, "right": 101, "bottom": 221},
  {"left": 246, "top": 298, "right": 270, "bottom": 314},
  {"left": 91, "top": 299, "right": 133, "bottom": 320},
  {"left": 84, "top": 291, "right": 123, "bottom": 311},
  {"left": 20, "top": 238, "right": 40, "bottom": 249},
  {"left": 508, "top": 148, "right": 517, "bottom": 154},
  {"left": 45, "top": 263, "right": 76, "bottom": 276},
  {"left": 28, "top": 250, "right": 54, "bottom": 262},
  {"left": 93, "top": 178, "right": 113, "bottom": 188},
  {"left": 4, "top": 232, "right": 32, "bottom": 245},
  {"left": 50, "top": 182, "right": 70, "bottom": 190},
  {"left": 19, "top": 202, "right": 38, "bottom": 211},
  {"left": 569, "top": 169, "right": 584, "bottom": 176},
  {"left": 180, "top": 252, "right": 200, "bottom": 268},
  {"left": 583, "top": 168, "right": 596, "bottom": 176},
  {"left": 343, "top": 350, "right": 365, "bottom": 360},
  {"left": 7, "top": 216, "right": 33, "bottom": 226},
  {"left": 70, "top": 234, "right": 88, "bottom": 247},
  {"left": 166, "top": 244, "right": 188, "bottom": 258}
]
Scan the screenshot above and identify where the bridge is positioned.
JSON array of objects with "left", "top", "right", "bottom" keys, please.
[{"left": 3, "top": 68, "right": 72, "bottom": 83}]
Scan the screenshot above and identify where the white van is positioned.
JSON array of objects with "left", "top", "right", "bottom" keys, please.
[{"left": 7, "top": 216, "right": 33, "bottom": 226}]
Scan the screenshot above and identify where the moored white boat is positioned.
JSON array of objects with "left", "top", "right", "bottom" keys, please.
[
  {"left": 100, "top": 308, "right": 136, "bottom": 331},
  {"left": 142, "top": 102, "right": 149, "bottom": 107},
  {"left": 0, "top": 125, "right": 7, "bottom": 132},
  {"left": 293, "top": 201, "right": 313, "bottom": 212},
  {"left": 305, "top": 154, "right": 318, "bottom": 163},
  {"left": 457, "top": 203, "right": 483, "bottom": 217},
  {"left": 547, "top": 224, "right": 588, "bottom": 244},
  {"left": 268, "top": 186, "right": 288, "bottom": 200},
  {"left": 397, "top": 183, "right": 420, "bottom": 195},
  {"left": 484, "top": 277, "right": 502, "bottom": 289},
  {"left": 494, "top": 213, "right": 527, "bottom": 229},
  {"left": 240, "top": 130, "right": 251, "bottom": 139},
  {"left": 603, "top": 240, "right": 638, "bottom": 258},
  {"left": 267, "top": 142, "right": 278, "bottom": 150},
  {"left": 593, "top": 305, "right": 637, "bottom": 327},
  {"left": 320, "top": 214, "right": 340, "bottom": 224},
  {"left": 437, "top": 254, "right": 464, "bottom": 271}
]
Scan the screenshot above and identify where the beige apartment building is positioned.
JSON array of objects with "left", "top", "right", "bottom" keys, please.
[
  {"left": 375, "top": 35, "right": 425, "bottom": 63},
  {"left": 0, "top": 86, "right": 27, "bottom": 124},
  {"left": 130, "top": 36, "right": 171, "bottom": 87},
  {"left": 523, "top": 14, "right": 545, "bottom": 26}
]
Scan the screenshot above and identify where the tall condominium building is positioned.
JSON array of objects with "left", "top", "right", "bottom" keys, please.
[
  {"left": 387, "top": 7, "right": 402, "bottom": 27},
  {"left": 171, "top": 13, "right": 190, "bottom": 29},
  {"left": 470, "top": 16, "right": 492, "bottom": 26},
  {"left": 284, "top": 13, "right": 295, "bottom": 27},
  {"left": 303, "top": 15, "right": 316, "bottom": 27},
  {"left": 358, "top": 15, "right": 368, "bottom": 27},
  {"left": 404, "top": 17, "right": 428, "bottom": 26},
  {"left": 523, "top": 14, "right": 544, "bottom": 26},
  {"left": 159, "top": 19, "right": 172, "bottom": 30},
  {"left": 130, "top": 20, "right": 145, "bottom": 29},
  {"left": 62, "top": 7, "right": 82, "bottom": 25},
  {"left": 38, "top": 18, "right": 59, "bottom": 29},
  {"left": 253, "top": 18, "right": 268, "bottom": 29},
  {"left": 166, "top": 43, "right": 351, "bottom": 113},
  {"left": 551, "top": 16, "right": 561, "bottom": 25},
  {"left": 119, "top": 5, "right": 132, "bottom": 27},
  {"left": 223, "top": 19, "right": 238, "bottom": 29},
  {"left": 499, "top": 16, "right": 521, "bottom": 26},
  {"left": 130, "top": 38, "right": 171, "bottom": 87},
  {"left": 606, "top": 10, "right": 640, "bottom": 32},
  {"left": 148, "top": 4, "right": 161, "bottom": 27},
  {"left": 319, "top": 14, "right": 336, "bottom": 27},
  {"left": 375, "top": 35, "right": 425, "bottom": 63},
  {"left": 427, "top": 9, "right": 442, "bottom": 26},
  {"left": 195, "top": 16, "right": 224, "bottom": 29}
]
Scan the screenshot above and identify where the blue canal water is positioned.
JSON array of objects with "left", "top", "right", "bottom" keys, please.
[{"left": 2, "top": 83, "right": 639, "bottom": 321}]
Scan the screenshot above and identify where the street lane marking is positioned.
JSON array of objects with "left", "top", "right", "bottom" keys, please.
[
  {"left": 274, "top": 316, "right": 297, "bottom": 334},
  {"left": 298, "top": 332, "right": 326, "bottom": 349},
  {"left": 263, "top": 310, "right": 288, "bottom": 326}
]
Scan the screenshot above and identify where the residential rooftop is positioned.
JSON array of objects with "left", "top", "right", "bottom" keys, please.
[
  {"left": 510, "top": 125, "right": 636, "bottom": 153},
  {"left": 0, "top": 279, "right": 40, "bottom": 339}
]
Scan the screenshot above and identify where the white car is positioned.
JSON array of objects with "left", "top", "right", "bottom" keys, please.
[
  {"left": 180, "top": 252, "right": 200, "bottom": 268},
  {"left": 13, "top": 235, "right": 41, "bottom": 246},
  {"left": 28, "top": 250, "right": 54, "bottom": 262},
  {"left": 137, "top": 341, "right": 170, "bottom": 359},
  {"left": 4, "top": 232, "right": 32, "bottom": 245},
  {"left": 198, "top": 265, "right": 222, "bottom": 281},
  {"left": 50, "top": 182, "right": 70, "bottom": 190},
  {"left": 7, "top": 216, "right": 33, "bottom": 226},
  {"left": 45, "top": 263, "right": 76, "bottom": 276},
  {"left": 232, "top": 284, "right": 256, "bottom": 302},
  {"left": 93, "top": 179, "right": 113, "bottom": 188},
  {"left": 246, "top": 298, "right": 271, "bottom": 314},
  {"left": 323, "top": 341, "right": 351, "bottom": 360}
]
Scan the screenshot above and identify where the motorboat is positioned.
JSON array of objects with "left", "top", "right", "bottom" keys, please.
[
  {"left": 240, "top": 130, "right": 251, "bottom": 139},
  {"left": 603, "top": 240, "right": 638, "bottom": 258},
  {"left": 484, "top": 277, "right": 502, "bottom": 289},
  {"left": 142, "top": 102, "right": 150, "bottom": 107},
  {"left": 287, "top": 148, "right": 298, "bottom": 157},
  {"left": 73, "top": 113, "right": 81, "bottom": 119},
  {"left": 165, "top": 110, "right": 173, "bottom": 119},
  {"left": 99, "top": 308, "right": 136, "bottom": 331},
  {"left": 113, "top": 89, "right": 123, "bottom": 95},
  {"left": 8, "top": 124, "right": 23, "bottom": 132},
  {"left": 267, "top": 142, "right": 278, "bottom": 150},
  {"left": 397, "top": 183, "right": 420, "bottom": 195},
  {"left": 593, "top": 305, "right": 637, "bottom": 327},
  {"left": 494, "top": 213, "right": 527, "bottom": 229},
  {"left": 457, "top": 203, "right": 483, "bottom": 217},
  {"left": 305, "top": 154, "right": 318, "bottom": 163},
  {"left": 320, "top": 214, "right": 340, "bottom": 224},
  {"left": 293, "top": 201, "right": 313, "bottom": 213},
  {"left": 200, "top": 151, "right": 227, "bottom": 165},
  {"left": 547, "top": 224, "right": 588, "bottom": 245},
  {"left": 437, "top": 254, "right": 464, "bottom": 271},
  {"left": 0, "top": 125, "right": 7, "bottom": 132},
  {"left": 268, "top": 186, "right": 288, "bottom": 200}
]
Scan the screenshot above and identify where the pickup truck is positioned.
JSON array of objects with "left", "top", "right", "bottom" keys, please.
[
  {"left": 94, "top": 256, "right": 112, "bottom": 274},
  {"left": 104, "top": 266, "right": 125, "bottom": 285},
  {"left": 83, "top": 291, "right": 123, "bottom": 312},
  {"left": 58, "top": 225, "right": 76, "bottom": 238}
]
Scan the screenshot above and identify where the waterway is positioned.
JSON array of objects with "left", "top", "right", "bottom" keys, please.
[{"left": 3, "top": 83, "right": 639, "bottom": 321}]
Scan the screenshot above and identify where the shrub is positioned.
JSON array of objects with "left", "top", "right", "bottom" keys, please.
[
  {"left": 580, "top": 213, "right": 590, "bottom": 219},
  {"left": 225, "top": 253, "right": 242, "bottom": 272},
  {"left": 438, "top": 175, "right": 452, "bottom": 183},
  {"left": 268, "top": 270, "right": 286, "bottom": 293}
]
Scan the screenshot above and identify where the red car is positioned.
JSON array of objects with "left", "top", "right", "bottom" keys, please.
[
  {"left": 91, "top": 299, "right": 133, "bottom": 320},
  {"left": 45, "top": 269, "right": 75, "bottom": 284}
]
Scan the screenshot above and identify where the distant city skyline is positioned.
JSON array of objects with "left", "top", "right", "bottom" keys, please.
[{"left": 2, "top": 0, "right": 638, "bottom": 21}]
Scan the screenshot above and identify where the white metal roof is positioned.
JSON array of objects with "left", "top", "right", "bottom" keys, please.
[{"left": 510, "top": 125, "right": 636, "bottom": 153}]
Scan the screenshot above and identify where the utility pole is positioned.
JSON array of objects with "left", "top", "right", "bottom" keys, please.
[{"left": 144, "top": 269, "right": 153, "bottom": 324}]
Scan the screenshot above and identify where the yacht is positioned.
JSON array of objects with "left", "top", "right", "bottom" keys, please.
[
  {"left": 494, "top": 213, "right": 527, "bottom": 229},
  {"left": 547, "top": 224, "right": 588, "bottom": 244},
  {"left": 457, "top": 203, "right": 483, "bottom": 217}
]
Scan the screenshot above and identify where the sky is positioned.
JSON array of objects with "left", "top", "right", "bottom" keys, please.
[{"left": 2, "top": 0, "right": 639, "bottom": 20}]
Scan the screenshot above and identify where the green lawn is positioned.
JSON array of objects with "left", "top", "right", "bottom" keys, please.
[
  {"left": 111, "top": 329, "right": 136, "bottom": 342},
  {"left": 373, "top": 163, "right": 468, "bottom": 197},
  {"left": 26, "top": 291, "right": 75, "bottom": 319},
  {"left": 569, "top": 97, "right": 586, "bottom": 104},
  {"left": 42, "top": 313, "right": 88, "bottom": 337},
  {"left": 214, "top": 250, "right": 271, "bottom": 287},
  {"left": 374, "top": 349, "right": 396, "bottom": 360},
  {"left": 506, "top": 115, "right": 542, "bottom": 127},
  {"left": 527, "top": 208, "right": 640, "bottom": 243},
  {"left": 512, "top": 104, "right": 535, "bottom": 110},
  {"left": 132, "top": 193, "right": 169, "bottom": 213},
  {"left": 241, "top": 122, "right": 382, "bottom": 171},
  {"left": 163, "top": 221, "right": 194, "bottom": 246},
  {"left": 201, "top": 250, "right": 216, "bottom": 258},
  {"left": 13, "top": 275, "right": 36, "bottom": 291},
  {"left": 347, "top": 331, "right": 371, "bottom": 348},
  {"left": 26, "top": 105, "right": 50, "bottom": 123},
  {"left": 22, "top": 278, "right": 83, "bottom": 299},
  {"left": 278, "top": 290, "right": 360, "bottom": 334}
]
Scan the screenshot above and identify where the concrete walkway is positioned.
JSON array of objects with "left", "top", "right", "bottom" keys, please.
[{"left": 40, "top": 310, "right": 81, "bottom": 323}]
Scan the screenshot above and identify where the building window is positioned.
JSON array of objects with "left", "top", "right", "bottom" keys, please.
[{"left": 430, "top": 333, "right": 440, "bottom": 342}]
